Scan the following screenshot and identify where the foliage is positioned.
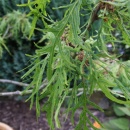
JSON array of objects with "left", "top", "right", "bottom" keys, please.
[
  {"left": 0, "top": 0, "right": 29, "bottom": 16},
  {"left": 16, "top": 0, "right": 130, "bottom": 129},
  {"left": 0, "top": 11, "right": 35, "bottom": 92},
  {"left": 0, "top": 0, "right": 67, "bottom": 92},
  {"left": 0, "top": 43, "right": 35, "bottom": 91},
  {"left": 113, "top": 104, "right": 130, "bottom": 116},
  {"left": 0, "top": 10, "right": 32, "bottom": 57},
  {"left": 101, "top": 104, "right": 130, "bottom": 130},
  {"left": 0, "top": 11, "right": 31, "bottom": 41},
  {"left": 102, "top": 118, "right": 129, "bottom": 130}
]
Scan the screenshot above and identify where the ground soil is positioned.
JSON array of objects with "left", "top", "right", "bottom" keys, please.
[
  {"left": 0, "top": 95, "right": 111, "bottom": 130},
  {"left": 0, "top": 98, "right": 81, "bottom": 130}
]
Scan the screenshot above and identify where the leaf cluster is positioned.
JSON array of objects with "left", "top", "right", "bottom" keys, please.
[
  {"left": 102, "top": 104, "right": 130, "bottom": 130},
  {"left": 19, "top": 0, "right": 130, "bottom": 129},
  {"left": 0, "top": 11, "right": 32, "bottom": 58}
]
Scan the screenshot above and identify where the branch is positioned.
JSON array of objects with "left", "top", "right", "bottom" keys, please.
[
  {"left": 0, "top": 90, "right": 32, "bottom": 96},
  {"left": 0, "top": 79, "right": 48, "bottom": 96},
  {"left": 0, "top": 79, "right": 29, "bottom": 87}
]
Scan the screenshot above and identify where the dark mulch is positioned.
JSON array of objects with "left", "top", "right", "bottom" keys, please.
[
  {"left": 0, "top": 94, "right": 111, "bottom": 130},
  {"left": 0, "top": 99, "right": 49, "bottom": 130},
  {"left": 0, "top": 98, "right": 80, "bottom": 130}
]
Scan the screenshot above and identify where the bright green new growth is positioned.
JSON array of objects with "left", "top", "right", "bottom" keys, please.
[
  {"left": 0, "top": 11, "right": 31, "bottom": 58},
  {"left": 19, "top": 0, "right": 130, "bottom": 129}
]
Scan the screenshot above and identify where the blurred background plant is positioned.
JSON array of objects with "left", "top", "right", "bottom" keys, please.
[
  {"left": 0, "top": 0, "right": 130, "bottom": 129},
  {"left": 101, "top": 104, "right": 130, "bottom": 130},
  {"left": 0, "top": 0, "right": 68, "bottom": 93},
  {"left": 0, "top": 10, "right": 34, "bottom": 93}
]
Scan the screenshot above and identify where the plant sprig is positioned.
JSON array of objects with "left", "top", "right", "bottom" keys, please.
[{"left": 19, "top": 0, "right": 130, "bottom": 129}]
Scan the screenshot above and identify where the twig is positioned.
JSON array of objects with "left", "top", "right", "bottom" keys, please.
[
  {"left": 0, "top": 79, "right": 29, "bottom": 87},
  {"left": 0, "top": 79, "right": 48, "bottom": 96},
  {"left": 0, "top": 90, "right": 32, "bottom": 96},
  {"left": 0, "top": 79, "right": 126, "bottom": 97}
]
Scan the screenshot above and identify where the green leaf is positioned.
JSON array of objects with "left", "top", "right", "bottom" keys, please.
[
  {"left": 29, "top": 16, "right": 38, "bottom": 38},
  {"left": 103, "top": 118, "right": 129, "bottom": 130},
  {"left": 98, "top": 82, "right": 130, "bottom": 105},
  {"left": 118, "top": 106, "right": 130, "bottom": 116},
  {"left": 113, "top": 104, "right": 126, "bottom": 116}
]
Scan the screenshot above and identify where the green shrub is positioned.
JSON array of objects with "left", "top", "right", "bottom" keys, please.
[
  {"left": 0, "top": 11, "right": 34, "bottom": 91},
  {"left": 1, "top": 0, "right": 130, "bottom": 130},
  {"left": 18, "top": 0, "right": 130, "bottom": 129}
]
